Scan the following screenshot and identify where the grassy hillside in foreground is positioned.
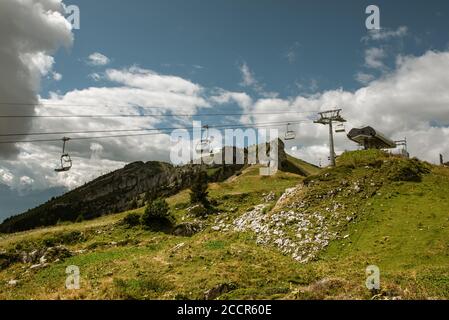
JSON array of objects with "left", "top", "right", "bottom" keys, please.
[{"left": 1, "top": 151, "right": 449, "bottom": 300}]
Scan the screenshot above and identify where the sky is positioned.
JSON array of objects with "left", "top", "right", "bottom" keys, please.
[{"left": 1, "top": 0, "right": 449, "bottom": 220}]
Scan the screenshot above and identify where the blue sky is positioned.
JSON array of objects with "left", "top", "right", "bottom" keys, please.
[{"left": 45, "top": 0, "right": 449, "bottom": 98}]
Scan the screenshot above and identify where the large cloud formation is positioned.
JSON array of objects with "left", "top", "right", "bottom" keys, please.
[
  {"left": 243, "top": 50, "right": 449, "bottom": 165},
  {"left": 0, "top": 0, "right": 73, "bottom": 158}
]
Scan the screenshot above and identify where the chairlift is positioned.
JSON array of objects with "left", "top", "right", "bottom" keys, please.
[
  {"left": 284, "top": 123, "right": 296, "bottom": 141},
  {"left": 335, "top": 123, "right": 346, "bottom": 133},
  {"left": 195, "top": 125, "right": 212, "bottom": 153},
  {"left": 55, "top": 137, "right": 72, "bottom": 173}
]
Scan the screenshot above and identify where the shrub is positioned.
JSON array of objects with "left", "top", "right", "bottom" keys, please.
[
  {"left": 385, "top": 158, "right": 431, "bottom": 182},
  {"left": 122, "top": 212, "right": 141, "bottom": 227},
  {"left": 0, "top": 251, "right": 19, "bottom": 270},
  {"left": 141, "top": 198, "right": 174, "bottom": 231},
  {"left": 190, "top": 171, "right": 210, "bottom": 207},
  {"left": 129, "top": 198, "right": 138, "bottom": 210},
  {"left": 60, "top": 231, "right": 85, "bottom": 244},
  {"left": 43, "top": 231, "right": 85, "bottom": 247},
  {"left": 144, "top": 191, "right": 156, "bottom": 205}
]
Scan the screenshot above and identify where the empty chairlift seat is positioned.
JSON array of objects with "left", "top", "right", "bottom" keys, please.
[
  {"left": 335, "top": 123, "right": 346, "bottom": 133},
  {"left": 195, "top": 125, "right": 212, "bottom": 153},
  {"left": 284, "top": 123, "right": 296, "bottom": 141},
  {"left": 55, "top": 137, "right": 73, "bottom": 172}
]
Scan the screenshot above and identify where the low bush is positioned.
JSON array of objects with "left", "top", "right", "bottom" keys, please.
[
  {"left": 141, "top": 198, "right": 174, "bottom": 231},
  {"left": 42, "top": 231, "right": 85, "bottom": 247},
  {"left": 122, "top": 212, "right": 141, "bottom": 227},
  {"left": 384, "top": 158, "right": 431, "bottom": 182}
]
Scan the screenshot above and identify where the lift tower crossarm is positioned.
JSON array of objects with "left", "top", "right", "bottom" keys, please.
[{"left": 314, "top": 109, "right": 347, "bottom": 167}]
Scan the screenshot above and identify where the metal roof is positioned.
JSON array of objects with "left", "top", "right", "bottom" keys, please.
[{"left": 347, "top": 126, "right": 397, "bottom": 149}]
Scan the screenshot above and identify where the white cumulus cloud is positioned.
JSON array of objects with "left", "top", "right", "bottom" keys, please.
[
  {"left": 363, "top": 26, "right": 408, "bottom": 42},
  {"left": 239, "top": 62, "right": 278, "bottom": 98},
  {"left": 87, "top": 52, "right": 111, "bottom": 66},
  {"left": 364, "top": 47, "right": 387, "bottom": 70}
]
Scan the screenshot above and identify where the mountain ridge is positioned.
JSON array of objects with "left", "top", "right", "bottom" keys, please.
[{"left": 0, "top": 139, "right": 317, "bottom": 233}]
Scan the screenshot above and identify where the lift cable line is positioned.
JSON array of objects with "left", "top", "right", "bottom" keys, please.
[
  {"left": 0, "top": 120, "right": 309, "bottom": 145},
  {"left": 0, "top": 102, "right": 167, "bottom": 109},
  {"left": 0, "top": 101, "right": 320, "bottom": 112},
  {"left": 0, "top": 111, "right": 318, "bottom": 119},
  {"left": 0, "top": 119, "right": 311, "bottom": 138},
  {"left": 0, "top": 102, "right": 251, "bottom": 113},
  {"left": 313, "top": 108, "right": 347, "bottom": 167},
  {"left": 0, "top": 122, "right": 305, "bottom": 144}
]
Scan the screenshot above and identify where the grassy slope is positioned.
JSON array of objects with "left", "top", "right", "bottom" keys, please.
[
  {"left": 285, "top": 154, "right": 321, "bottom": 176},
  {"left": 319, "top": 165, "right": 449, "bottom": 299},
  {"left": 0, "top": 166, "right": 306, "bottom": 300},
  {"left": 1, "top": 152, "right": 449, "bottom": 300}
]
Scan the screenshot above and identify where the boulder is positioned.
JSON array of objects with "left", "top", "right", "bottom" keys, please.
[
  {"left": 7, "top": 279, "right": 18, "bottom": 286},
  {"left": 204, "top": 283, "right": 237, "bottom": 300},
  {"left": 187, "top": 204, "right": 209, "bottom": 218},
  {"left": 172, "top": 222, "right": 202, "bottom": 237},
  {"left": 20, "top": 246, "right": 71, "bottom": 265}
]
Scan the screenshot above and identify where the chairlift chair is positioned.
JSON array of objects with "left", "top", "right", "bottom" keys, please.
[
  {"left": 335, "top": 123, "right": 346, "bottom": 133},
  {"left": 195, "top": 125, "right": 212, "bottom": 153},
  {"left": 284, "top": 123, "right": 296, "bottom": 141},
  {"left": 55, "top": 137, "right": 72, "bottom": 173}
]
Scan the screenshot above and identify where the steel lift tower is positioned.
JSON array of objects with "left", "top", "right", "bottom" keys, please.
[{"left": 314, "top": 109, "right": 347, "bottom": 167}]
